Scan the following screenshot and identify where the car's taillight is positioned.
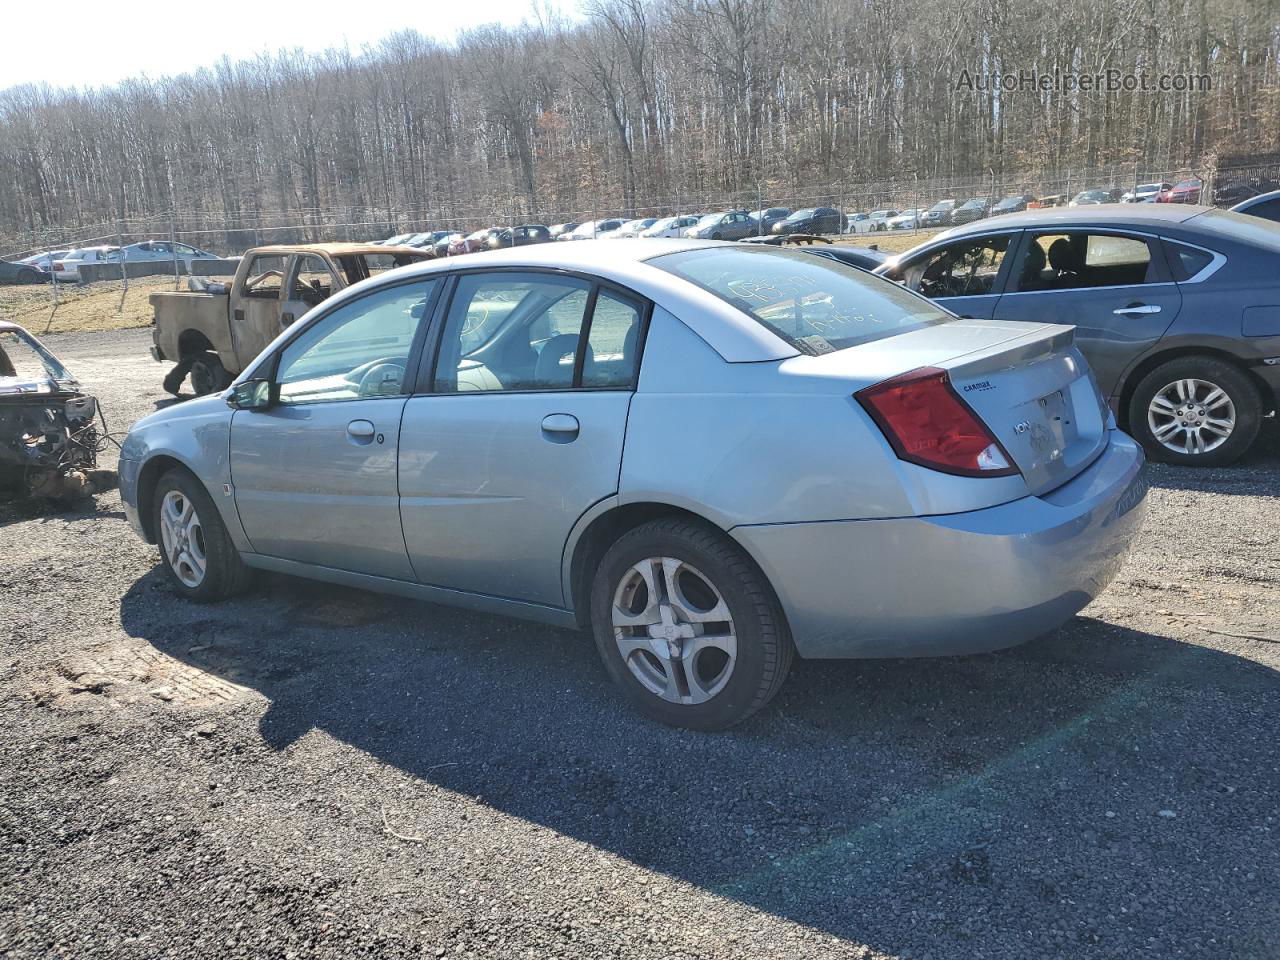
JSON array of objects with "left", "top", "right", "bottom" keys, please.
[
  {"left": 856, "top": 366, "right": 1018, "bottom": 478},
  {"left": 53, "top": 262, "right": 64, "bottom": 270}
]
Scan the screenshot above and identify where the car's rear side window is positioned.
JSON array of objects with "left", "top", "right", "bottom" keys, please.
[
  {"left": 1164, "top": 242, "right": 1215, "bottom": 281},
  {"left": 650, "top": 246, "right": 950, "bottom": 355}
]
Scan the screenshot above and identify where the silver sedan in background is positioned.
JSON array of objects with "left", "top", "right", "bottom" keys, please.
[{"left": 118, "top": 240, "right": 1147, "bottom": 729}]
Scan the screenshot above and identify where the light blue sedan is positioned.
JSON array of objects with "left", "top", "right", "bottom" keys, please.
[{"left": 118, "top": 240, "right": 1147, "bottom": 729}]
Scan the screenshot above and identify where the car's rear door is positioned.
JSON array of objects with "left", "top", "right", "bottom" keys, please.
[
  {"left": 398, "top": 270, "right": 647, "bottom": 607},
  {"left": 991, "top": 230, "right": 1181, "bottom": 398}
]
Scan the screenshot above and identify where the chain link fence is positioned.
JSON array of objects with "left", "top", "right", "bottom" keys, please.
[{"left": 0, "top": 159, "right": 1260, "bottom": 337}]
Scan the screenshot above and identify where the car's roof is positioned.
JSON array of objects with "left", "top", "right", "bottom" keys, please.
[
  {"left": 935, "top": 203, "right": 1211, "bottom": 240},
  {"left": 1233, "top": 189, "right": 1280, "bottom": 210}
]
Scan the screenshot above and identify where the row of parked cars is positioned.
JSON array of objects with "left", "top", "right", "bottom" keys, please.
[
  {"left": 364, "top": 180, "right": 1238, "bottom": 257},
  {"left": 0, "top": 240, "right": 221, "bottom": 285}
]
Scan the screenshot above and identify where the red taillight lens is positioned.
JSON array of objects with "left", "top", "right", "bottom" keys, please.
[
  {"left": 53, "top": 262, "right": 64, "bottom": 270},
  {"left": 856, "top": 366, "right": 1018, "bottom": 478}
]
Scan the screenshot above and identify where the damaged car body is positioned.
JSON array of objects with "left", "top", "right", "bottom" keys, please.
[{"left": 0, "top": 322, "right": 107, "bottom": 501}]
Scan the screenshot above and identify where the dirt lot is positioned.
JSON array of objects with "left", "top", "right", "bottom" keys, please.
[
  {"left": 2, "top": 329, "right": 1278, "bottom": 959},
  {"left": 0, "top": 275, "right": 181, "bottom": 336}
]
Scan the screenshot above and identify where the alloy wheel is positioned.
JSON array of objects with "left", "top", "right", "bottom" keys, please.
[
  {"left": 1147, "top": 378, "right": 1235, "bottom": 456},
  {"left": 611, "top": 557, "right": 737, "bottom": 705},
  {"left": 159, "top": 489, "right": 208, "bottom": 588}
]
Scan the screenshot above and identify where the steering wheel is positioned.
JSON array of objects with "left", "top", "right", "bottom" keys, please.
[{"left": 355, "top": 359, "right": 407, "bottom": 396}]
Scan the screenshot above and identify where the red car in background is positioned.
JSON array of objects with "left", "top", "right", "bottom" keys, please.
[{"left": 1156, "top": 179, "right": 1203, "bottom": 204}]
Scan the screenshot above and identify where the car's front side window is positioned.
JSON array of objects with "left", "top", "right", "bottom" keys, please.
[
  {"left": 274, "top": 280, "right": 436, "bottom": 405},
  {"left": 907, "top": 236, "right": 1011, "bottom": 299}
]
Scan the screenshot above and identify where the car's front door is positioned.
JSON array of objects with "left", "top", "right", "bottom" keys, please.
[
  {"left": 281, "top": 253, "right": 342, "bottom": 329},
  {"left": 230, "top": 252, "right": 290, "bottom": 369},
  {"left": 895, "top": 232, "right": 1018, "bottom": 320},
  {"left": 228, "top": 278, "right": 439, "bottom": 579},
  {"left": 992, "top": 231, "right": 1181, "bottom": 397},
  {"left": 398, "top": 270, "right": 646, "bottom": 607}
]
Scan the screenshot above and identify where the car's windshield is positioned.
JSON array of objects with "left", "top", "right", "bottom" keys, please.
[
  {"left": 1137, "top": 184, "right": 1162, "bottom": 192},
  {"left": 930, "top": 201, "right": 954, "bottom": 210},
  {"left": 787, "top": 208, "right": 815, "bottom": 219},
  {"left": 651, "top": 246, "right": 951, "bottom": 356},
  {"left": 697, "top": 213, "right": 724, "bottom": 225},
  {"left": 961, "top": 199, "right": 985, "bottom": 208},
  {"left": 647, "top": 218, "right": 674, "bottom": 231},
  {"left": 0, "top": 328, "right": 75, "bottom": 392}
]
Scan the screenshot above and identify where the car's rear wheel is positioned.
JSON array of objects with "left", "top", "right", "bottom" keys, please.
[
  {"left": 16, "top": 267, "right": 42, "bottom": 284},
  {"left": 589, "top": 518, "right": 793, "bottom": 730},
  {"left": 1128, "top": 356, "right": 1262, "bottom": 466},
  {"left": 189, "top": 352, "right": 232, "bottom": 396},
  {"left": 153, "top": 469, "right": 251, "bottom": 602}
]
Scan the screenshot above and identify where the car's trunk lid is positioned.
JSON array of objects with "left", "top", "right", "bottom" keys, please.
[
  {"left": 782, "top": 319, "right": 1110, "bottom": 498},
  {"left": 937, "top": 324, "right": 1108, "bottom": 495}
]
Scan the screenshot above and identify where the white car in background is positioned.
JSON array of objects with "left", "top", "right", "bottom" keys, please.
[
  {"left": 887, "top": 209, "right": 927, "bottom": 230},
  {"left": 847, "top": 210, "right": 897, "bottom": 234},
  {"left": 561, "top": 219, "right": 627, "bottom": 241},
  {"left": 640, "top": 215, "right": 700, "bottom": 238},
  {"left": 602, "top": 218, "right": 657, "bottom": 239},
  {"left": 50, "top": 246, "right": 121, "bottom": 283},
  {"left": 19, "top": 249, "right": 72, "bottom": 272}
]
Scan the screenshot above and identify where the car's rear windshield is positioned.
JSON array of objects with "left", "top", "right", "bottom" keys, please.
[{"left": 650, "top": 246, "right": 951, "bottom": 355}]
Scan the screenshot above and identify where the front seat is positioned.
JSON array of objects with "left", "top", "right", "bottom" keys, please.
[
  {"left": 1017, "top": 239, "right": 1048, "bottom": 290},
  {"left": 534, "top": 334, "right": 589, "bottom": 388},
  {"left": 1047, "top": 238, "right": 1082, "bottom": 288}
]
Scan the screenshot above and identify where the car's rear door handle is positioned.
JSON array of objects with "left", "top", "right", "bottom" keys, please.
[
  {"left": 541, "top": 413, "right": 579, "bottom": 442},
  {"left": 1114, "top": 303, "right": 1161, "bottom": 316},
  {"left": 347, "top": 419, "right": 376, "bottom": 438}
]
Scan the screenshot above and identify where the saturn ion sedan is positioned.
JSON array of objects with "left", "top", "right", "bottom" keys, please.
[{"left": 119, "top": 239, "right": 1148, "bottom": 730}]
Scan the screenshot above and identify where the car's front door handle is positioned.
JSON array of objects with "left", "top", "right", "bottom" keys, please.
[
  {"left": 1113, "top": 303, "right": 1161, "bottom": 316},
  {"left": 347, "top": 419, "right": 376, "bottom": 438},
  {"left": 541, "top": 413, "right": 580, "bottom": 442}
]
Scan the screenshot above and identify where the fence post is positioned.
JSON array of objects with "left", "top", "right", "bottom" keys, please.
[
  {"left": 170, "top": 210, "right": 180, "bottom": 290},
  {"left": 117, "top": 229, "right": 128, "bottom": 312}
]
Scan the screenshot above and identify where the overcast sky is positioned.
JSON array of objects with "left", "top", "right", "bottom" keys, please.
[{"left": 1, "top": 0, "right": 574, "bottom": 93}]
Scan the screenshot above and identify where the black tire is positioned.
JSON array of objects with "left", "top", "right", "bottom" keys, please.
[
  {"left": 710, "top": 232, "right": 722, "bottom": 241},
  {"left": 1127, "top": 355, "right": 1262, "bottom": 466},
  {"left": 17, "top": 268, "right": 42, "bottom": 285},
  {"left": 589, "top": 518, "right": 793, "bottom": 731},
  {"left": 152, "top": 468, "right": 251, "bottom": 602},
  {"left": 189, "top": 352, "right": 233, "bottom": 396}
]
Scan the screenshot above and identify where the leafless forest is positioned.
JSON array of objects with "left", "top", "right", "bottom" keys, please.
[{"left": 1, "top": 0, "right": 1277, "bottom": 249}]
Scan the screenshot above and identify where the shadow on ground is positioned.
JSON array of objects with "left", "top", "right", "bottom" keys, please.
[
  {"left": 1145, "top": 417, "right": 1280, "bottom": 496},
  {"left": 119, "top": 571, "right": 1280, "bottom": 956}
]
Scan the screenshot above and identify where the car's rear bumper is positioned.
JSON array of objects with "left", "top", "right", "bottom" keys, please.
[{"left": 731, "top": 431, "right": 1147, "bottom": 659}]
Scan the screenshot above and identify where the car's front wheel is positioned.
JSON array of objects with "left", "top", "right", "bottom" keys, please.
[
  {"left": 589, "top": 518, "right": 793, "bottom": 730},
  {"left": 153, "top": 469, "right": 251, "bottom": 602},
  {"left": 1128, "top": 356, "right": 1262, "bottom": 466}
]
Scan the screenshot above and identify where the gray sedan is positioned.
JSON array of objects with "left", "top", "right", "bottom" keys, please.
[
  {"left": 880, "top": 205, "right": 1280, "bottom": 465},
  {"left": 119, "top": 240, "right": 1146, "bottom": 730}
]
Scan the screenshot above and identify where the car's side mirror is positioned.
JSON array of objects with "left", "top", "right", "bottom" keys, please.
[{"left": 226, "top": 378, "right": 273, "bottom": 411}]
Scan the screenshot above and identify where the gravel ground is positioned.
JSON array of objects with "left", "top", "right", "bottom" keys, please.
[{"left": 2, "top": 329, "right": 1278, "bottom": 959}]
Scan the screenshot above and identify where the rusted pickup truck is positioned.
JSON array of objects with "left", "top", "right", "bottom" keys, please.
[{"left": 150, "top": 243, "right": 433, "bottom": 395}]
